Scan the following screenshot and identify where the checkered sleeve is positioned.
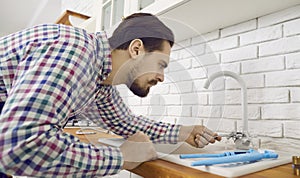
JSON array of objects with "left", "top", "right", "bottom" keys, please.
[
  {"left": 94, "top": 85, "right": 181, "bottom": 144},
  {"left": 0, "top": 25, "right": 123, "bottom": 177}
]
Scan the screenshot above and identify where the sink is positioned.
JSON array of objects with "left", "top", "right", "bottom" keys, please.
[
  {"left": 154, "top": 141, "right": 235, "bottom": 154},
  {"left": 98, "top": 138, "right": 292, "bottom": 178},
  {"left": 155, "top": 142, "right": 292, "bottom": 178}
]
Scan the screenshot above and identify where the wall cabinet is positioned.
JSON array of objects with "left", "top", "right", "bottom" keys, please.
[
  {"left": 62, "top": 0, "right": 300, "bottom": 41},
  {"left": 97, "top": 0, "right": 189, "bottom": 31}
]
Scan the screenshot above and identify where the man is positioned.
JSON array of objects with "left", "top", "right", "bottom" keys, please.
[{"left": 0, "top": 13, "right": 220, "bottom": 177}]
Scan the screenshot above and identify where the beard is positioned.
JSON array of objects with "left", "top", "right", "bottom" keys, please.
[{"left": 129, "top": 79, "right": 158, "bottom": 97}]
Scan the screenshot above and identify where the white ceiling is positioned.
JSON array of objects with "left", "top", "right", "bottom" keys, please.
[
  {"left": 159, "top": 0, "right": 300, "bottom": 41},
  {"left": 1, "top": 0, "right": 300, "bottom": 41},
  {"left": 0, "top": 0, "right": 61, "bottom": 37}
]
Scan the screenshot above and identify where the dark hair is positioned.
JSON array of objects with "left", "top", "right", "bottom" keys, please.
[{"left": 108, "top": 13, "right": 174, "bottom": 52}]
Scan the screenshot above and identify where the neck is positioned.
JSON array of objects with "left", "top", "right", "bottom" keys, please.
[{"left": 101, "top": 49, "right": 130, "bottom": 85}]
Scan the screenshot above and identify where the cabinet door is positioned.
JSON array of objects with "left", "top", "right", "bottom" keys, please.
[
  {"left": 132, "top": 0, "right": 189, "bottom": 15},
  {"left": 100, "top": 0, "right": 125, "bottom": 30},
  {"left": 98, "top": 0, "right": 189, "bottom": 32}
]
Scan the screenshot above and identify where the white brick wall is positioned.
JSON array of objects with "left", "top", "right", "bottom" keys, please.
[
  {"left": 208, "top": 90, "right": 241, "bottom": 105},
  {"left": 226, "top": 73, "right": 264, "bottom": 89},
  {"left": 192, "top": 106, "right": 222, "bottom": 118},
  {"left": 237, "top": 120, "right": 283, "bottom": 137},
  {"left": 120, "top": 5, "right": 300, "bottom": 154},
  {"left": 284, "top": 18, "right": 300, "bottom": 36},
  {"left": 260, "top": 137, "right": 300, "bottom": 153},
  {"left": 206, "top": 36, "right": 238, "bottom": 52},
  {"left": 258, "top": 5, "right": 300, "bottom": 28},
  {"left": 265, "top": 69, "right": 300, "bottom": 87},
  {"left": 167, "top": 106, "right": 192, "bottom": 117},
  {"left": 192, "top": 53, "right": 220, "bottom": 67},
  {"left": 291, "top": 88, "right": 300, "bottom": 103},
  {"left": 221, "top": 45, "right": 257, "bottom": 63},
  {"left": 191, "top": 30, "right": 220, "bottom": 45},
  {"left": 240, "top": 25, "right": 282, "bottom": 46},
  {"left": 259, "top": 36, "right": 300, "bottom": 57},
  {"left": 286, "top": 52, "right": 300, "bottom": 69},
  {"left": 203, "top": 118, "right": 236, "bottom": 133},
  {"left": 242, "top": 55, "right": 285, "bottom": 74},
  {"left": 284, "top": 121, "right": 300, "bottom": 139},
  {"left": 221, "top": 20, "right": 257, "bottom": 37},
  {"left": 222, "top": 105, "right": 260, "bottom": 119},
  {"left": 247, "top": 88, "right": 289, "bottom": 104},
  {"left": 169, "top": 81, "right": 193, "bottom": 93},
  {"left": 262, "top": 104, "right": 300, "bottom": 119}
]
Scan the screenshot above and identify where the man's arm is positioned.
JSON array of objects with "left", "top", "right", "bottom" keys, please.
[
  {"left": 0, "top": 55, "right": 123, "bottom": 177},
  {"left": 91, "top": 85, "right": 220, "bottom": 147},
  {"left": 91, "top": 85, "right": 180, "bottom": 143}
]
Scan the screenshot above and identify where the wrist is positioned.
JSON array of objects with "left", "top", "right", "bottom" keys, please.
[{"left": 178, "top": 125, "right": 193, "bottom": 142}]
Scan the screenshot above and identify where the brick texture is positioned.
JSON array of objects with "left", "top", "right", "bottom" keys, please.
[{"left": 120, "top": 5, "right": 300, "bottom": 154}]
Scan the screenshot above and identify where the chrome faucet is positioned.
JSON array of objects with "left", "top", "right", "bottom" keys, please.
[{"left": 203, "top": 71, "right": 251, "bottom": 149}]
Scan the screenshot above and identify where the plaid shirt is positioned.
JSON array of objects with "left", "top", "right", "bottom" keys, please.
[{"left": 0, "top": 24, "right": 180, "bottom": 177}]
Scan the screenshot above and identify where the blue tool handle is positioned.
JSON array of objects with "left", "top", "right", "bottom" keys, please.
[
  {"left": 191, "top": 151, "right": 278, "bottom": 166},
  {"left": 180, "top": 150, "right": 249, "bottom": 159},
  {"left": 180, "top": 153, "right": 225, "bottom": 159}
]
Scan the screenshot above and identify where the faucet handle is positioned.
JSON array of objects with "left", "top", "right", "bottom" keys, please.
[
  {"left": 235, "top": 137, "right": 251, "bottom": 150},
  {"left": 218, "top": 131, "right": 242, "bottom": 140},
  {"left": 220, "top": 131, "right": 252, "bottom": 150}
]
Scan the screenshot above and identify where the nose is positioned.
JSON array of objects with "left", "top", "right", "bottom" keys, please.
[{"left": 156, "top": 73, "right": 164, "bottom": 82}]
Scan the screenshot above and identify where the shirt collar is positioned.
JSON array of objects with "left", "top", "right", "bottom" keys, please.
[{"left": 95, "top": 31, "right": 112, "bottom": 85}]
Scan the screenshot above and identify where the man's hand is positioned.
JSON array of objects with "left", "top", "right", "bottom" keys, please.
[
  {"left": 120, "top": 132, "right": 157, "bottom": 170},
  {"left": 178, "top": 125, "right": 221, "bottom": 148}
]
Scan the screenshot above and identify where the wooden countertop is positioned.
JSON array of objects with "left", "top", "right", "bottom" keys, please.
[{"left": 63, "top": 127, "right": 298, "bottom": 178}]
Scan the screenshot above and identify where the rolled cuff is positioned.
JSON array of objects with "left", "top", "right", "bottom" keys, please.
[
  {"left": 152, "top": 124, "right": 181, "bottom": 144},
  {"left": 100, "top": 146, "right": 124, "bottom": 176}
]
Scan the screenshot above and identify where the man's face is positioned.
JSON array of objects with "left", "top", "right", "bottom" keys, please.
[{"left": 129, "top": 41, "right": 171, "bottom": 97}]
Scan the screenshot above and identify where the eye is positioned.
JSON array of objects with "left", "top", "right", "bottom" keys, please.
[
  {"left": 159, "top": 63, "right": 167, "bottom": 69},
  {"left": 159, "top": 63, "right": 164, "bottom": 69}
]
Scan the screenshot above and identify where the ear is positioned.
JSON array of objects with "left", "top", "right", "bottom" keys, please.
[{"left": 128, "top": 39, "right": 145, "bottom": 59}]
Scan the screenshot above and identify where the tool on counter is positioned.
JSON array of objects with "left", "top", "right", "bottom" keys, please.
[
  {"left": 180, "top": 149, "right": 278, "bottom": 166},
  {"left": 180, "top": 150, "right": 252, "bottom": 159}
]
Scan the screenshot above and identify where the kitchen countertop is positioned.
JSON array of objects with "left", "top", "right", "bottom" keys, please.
[{"left": 63, "top": 127, "right": 298, "bottom": 178}]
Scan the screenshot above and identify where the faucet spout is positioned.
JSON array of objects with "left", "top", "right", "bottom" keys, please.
[{"left": 204, "top": 71, "right": 249, "bottom": 137}]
